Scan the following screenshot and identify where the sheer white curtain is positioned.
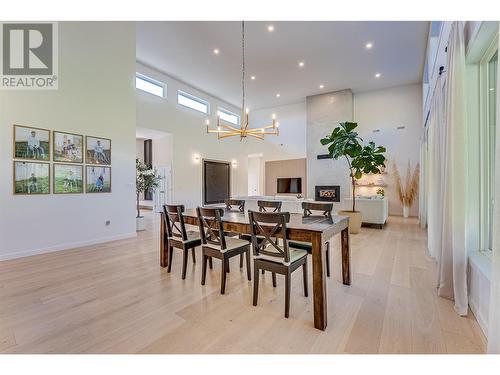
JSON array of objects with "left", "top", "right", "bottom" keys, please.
[
  {"left": 418, "top": 139, "right": 427, "bottom": 228},
  {"left": 427, "top": 75, "right": 445, "bottom": 260},
  {"left": 437, "top": 21, "right": 468, "bottom": 315},
  {"left": 487, "top": 26, "right": 500, "bottom": 354}
]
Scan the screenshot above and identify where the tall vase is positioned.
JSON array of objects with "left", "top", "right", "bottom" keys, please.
[{"left": 403, "top": 205, "right": 409, "bottom": 218}]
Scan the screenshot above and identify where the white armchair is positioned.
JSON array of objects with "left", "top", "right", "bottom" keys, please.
[{"left": 343, "top": 197, "right": 388, "bottom": 228}]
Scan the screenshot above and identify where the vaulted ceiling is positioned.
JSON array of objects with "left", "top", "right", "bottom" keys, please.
[{"left": 136, "top": 21, "right": 429, "bottom": 109}]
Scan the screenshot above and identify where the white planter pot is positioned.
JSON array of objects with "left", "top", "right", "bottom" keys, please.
[
  {"left": 136, "top": 216, "right": 146, "bottom": 231},
  {"left": 403, "top": 205, "right": 409, "bottom": 218}
]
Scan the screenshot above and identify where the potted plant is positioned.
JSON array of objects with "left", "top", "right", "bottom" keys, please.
[
  {"left": 136, "top": 159, "right": 161, "bottom": 231},
  {"left": 320, "top": 122, "right": 386, "bottom": 233}
]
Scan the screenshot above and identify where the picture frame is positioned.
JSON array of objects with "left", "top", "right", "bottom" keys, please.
[
  {"left": 13, "top": 161, "right": 50, "bottom": 195},
  {"left": 13, "top": 124, "right": 51, "bottom": 161},
  {"left": 86, "top": 166, "right": 111, "bottom": 193},
  {"left": 53, "top": 131, "right": 84, "bottom": 163},
  {"left": 85, "top": 136, "right": 111, "bottom": 165},
  {"left": 53, "top": 164, "right": 84, "bottom": 194}
]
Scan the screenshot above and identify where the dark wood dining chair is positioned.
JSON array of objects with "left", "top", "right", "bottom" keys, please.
[
  {"left": 163, "top": 204, "right": 202, "bottom": 280},
  {"left": 249, "top": 210, "right": 308, "bottom": 318},
  {"left": 289, "top": 202, "right": 333, "bottom": 277},
  {"left": 224, "top": 199, "right": 248, "bottom": 268},
  {"left": 242, "top": 200, "right": 283, "bottom": 273},
  {"left": 257, "top": 200, "right": 282, "bottom": 212},
  {"left": 224, "top": 199, "right": 245, "bottom": 212},
  {"left": 197, "top": 207, "right": 251, "bottom": 294}
]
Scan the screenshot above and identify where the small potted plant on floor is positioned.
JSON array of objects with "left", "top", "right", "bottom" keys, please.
[
  {"left": 320, "top": 122, "right": 386, "bottom": 233},
  {"left": 136, "top": 159, "right": 161, "bottom": 231}
]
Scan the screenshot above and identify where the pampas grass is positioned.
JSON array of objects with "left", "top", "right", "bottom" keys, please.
[{"left": 393, "top": 160, "right": 419, "bottom": 207}]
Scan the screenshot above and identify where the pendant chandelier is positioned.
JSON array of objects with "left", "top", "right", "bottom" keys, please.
[{"left": 206, "top": 21, "right": 279, "bottom": 141}]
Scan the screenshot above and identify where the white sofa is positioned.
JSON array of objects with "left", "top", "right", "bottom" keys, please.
[{"left": 343, "top": 197, "right": 388, "bottom": 228}]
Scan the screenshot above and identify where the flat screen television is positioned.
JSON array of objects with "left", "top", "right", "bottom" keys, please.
[{"left": 277, "top": 177, "right": 302, "bottom": 194}]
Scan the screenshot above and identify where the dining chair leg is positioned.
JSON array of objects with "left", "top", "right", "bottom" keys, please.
[
  {"left": 325, "top": 242, "right": 331, "bottom": 278},
  {"left": 225, "top": 258, "right": 230, "bottom": 273},
  {"left": 239, "top": 253, "right": 244, "bottom": 268},
  {"left": 181, "top": 249, "right": 188, "bottom": 280},
  {"left": 261, "top": 269, "right": 265, "bottom": 275},
  {"left": 191, "top": 247, "right": 196, "bottom": 263},
  {"left": 201, "top": 254, "right": 208, "bottom": 285},
  {"left": 253, "top": 264, "right": 259, "bottom": 306},
  {"left": 285, "top": 272, "right": 291, "bottom": 318},
  {"left": 167, "top": 245, "right": 173, "bottom": 273},
  {"left": 272, "top": 272, "right": 277, "bottom": 288},
  {"left": 209, "top": 257, "right": 213, "bottom": 269},
  {"left": 220, "top": 257, "right": 227, "bottom": 294},
  {"left": 245, "top": 249, "right": 251, "bottom": 281},
  {"left": 302, "top": 259, "right": 308, "bottom": 297}
]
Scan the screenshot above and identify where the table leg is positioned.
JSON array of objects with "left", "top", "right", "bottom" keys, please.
[
  {"left": 160, "top": 212, "right": 168, "bottom": 268},
  {"left": 341, "top": 227, "right": 351, "bottom": 285},
  {"left": 311, "top": 232, "right": 327, "bottom": 330}
]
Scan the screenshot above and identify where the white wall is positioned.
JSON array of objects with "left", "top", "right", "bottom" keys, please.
[
  {"left": 354, "top": 83, "right": 423, "bottom": 217},
  {"left": 0, "top": 22, "right": 137, "bottom": 260},
  {"left": 136, "top": 139, "right": 145, "bottom": 162},
  {"left": 136, "top": 63, "right": 305, "bottom": 209}
]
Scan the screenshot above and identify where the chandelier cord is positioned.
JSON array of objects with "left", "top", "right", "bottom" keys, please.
[{"left": 241, "top": 20, "right": 245, "bottom": 119}]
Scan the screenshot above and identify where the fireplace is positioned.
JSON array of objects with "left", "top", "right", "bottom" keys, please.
[{"left": 315, "top": 185, "right": 340, "bottom": 202}]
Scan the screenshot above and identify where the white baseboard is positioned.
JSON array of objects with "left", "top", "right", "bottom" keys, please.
[
  {"left": 469, "top": 298, "right": 489, "bottom": 337},
  {"left": 0, "top": 232, "right": 138, "bottom": 261}
]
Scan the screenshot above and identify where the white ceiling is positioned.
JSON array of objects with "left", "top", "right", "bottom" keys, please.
[{"left": 136, "top": 21, "right": 429, "bottom": 109}]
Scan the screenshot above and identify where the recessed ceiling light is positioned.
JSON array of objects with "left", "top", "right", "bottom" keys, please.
[
  {"left": 298, "top": 61, "right": 305, "bottom": 67},
  {"left": 319, "top": 84, "right": 324, "bottom": 89},
  {"left": 213, "top": 49, "right": 220, "bottom": 55},
  {"left": 251, "top": 75, "right": 256, "bottom": 80},
  {"left": 375, "top": 73, "right": 381, "bottom": 78},
  {"left": 365, "top": 42, "right": 373, "bottom": 49},
  {"left": 276, "top": 93, "right": 280, "bottom": 98},
  {"left": 267, "top": 25, "right": 275, "bottom": 32}
]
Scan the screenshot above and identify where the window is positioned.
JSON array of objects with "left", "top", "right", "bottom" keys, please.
[
  {"left": 479, "top": 38, "right": 497, "bottom": 253},
  {"left": 177, "top": 90, "right": 210, "bottom": 114},
  {"left": 135, "top": 73, "right": 165, "bottom": 98},
  {"left": 218, "top": 107, "right": 240, "bottom": 125}
]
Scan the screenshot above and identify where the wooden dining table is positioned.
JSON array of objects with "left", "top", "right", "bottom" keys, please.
[{"left": 159, "top": 208, "right": 351, "bottom": 331}]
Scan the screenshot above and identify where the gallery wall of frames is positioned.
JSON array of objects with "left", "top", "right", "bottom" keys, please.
[{"left": 12, "top": 124, "right": 112, "bottom": 195}]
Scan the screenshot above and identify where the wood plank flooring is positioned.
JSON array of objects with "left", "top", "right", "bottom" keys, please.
[{"left": 0, "top": 214, "right": 486, "bottom": 353}]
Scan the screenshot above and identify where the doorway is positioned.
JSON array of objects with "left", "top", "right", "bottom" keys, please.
[{"left": 247, "top": 154, "right": 263, "bottom": 196}]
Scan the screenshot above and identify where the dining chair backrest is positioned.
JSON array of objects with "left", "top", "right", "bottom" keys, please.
[
  {"left": 196, "top": 207, "right": 227, "bottom": 250},
  {"left": 302, "top": 202, "right": 333, "bottom": 218},
  {"left": 248, "top": 211, "right": 292, "bottom": 263},
  {"left": 257, "top": 200, "right": 282, "bottom": 212},
  {"left": 224, "top": 199, "right": 245, "bottom": 212},
  {"left": 163, "top": 204, "right": 188, "bottom": 241}
]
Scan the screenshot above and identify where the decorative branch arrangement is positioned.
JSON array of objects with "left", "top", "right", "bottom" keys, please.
[{"left": 392, "top": 160, "right": 419, "bottom": 209}]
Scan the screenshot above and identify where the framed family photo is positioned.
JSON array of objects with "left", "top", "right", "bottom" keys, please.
[
  {"left": 86, "top": 166, "right": 111, "bottom": 193},
  {"left": 13, "top": 125, "right": 50, "bottom": 161},
  {"left": 53, "top": 131, "right": 84, "bottom": 163},
  {"left": 13, "top": 161, "right": 50, "bottom": 195},
  {"left": 86, "top": 136, "right": 111, "bottom": 165},
  {"left": 53, "top": 164, "right": 84, "bottom": 194}
]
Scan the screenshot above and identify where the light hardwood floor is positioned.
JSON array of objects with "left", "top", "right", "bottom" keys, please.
[{"left": 0, "top": 214, "right": 486, "bottom": 354}]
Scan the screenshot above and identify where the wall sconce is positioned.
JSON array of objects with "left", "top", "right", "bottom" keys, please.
[
  {"left": 193, "top": 154, "right": 200, "bottom": 163},
  {"left": 231, "top": 160, "right": 237, "bottom": 168}
]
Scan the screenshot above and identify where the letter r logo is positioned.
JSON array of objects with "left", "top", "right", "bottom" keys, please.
[{"left": 2, "top": 23, "right": 53, "bottom": 75}]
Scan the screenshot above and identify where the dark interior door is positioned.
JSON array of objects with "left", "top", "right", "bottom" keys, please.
[{"left": 203, "top": 160, "right": 230, "bottom": 205}]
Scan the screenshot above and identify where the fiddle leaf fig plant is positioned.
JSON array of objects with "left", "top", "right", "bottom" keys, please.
[{"left": 320, "top": 122, "right": 386, "bottom": 212}]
